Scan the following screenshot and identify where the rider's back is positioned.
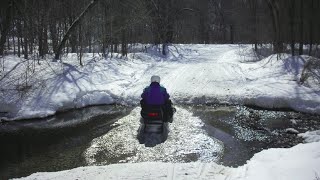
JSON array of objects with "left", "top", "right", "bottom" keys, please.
[
  {"left": 140, "top": 76, "right": 173, "bottom": 122},
  {"left": 141, "top": 82, "right": 169, "bottom": 105}
]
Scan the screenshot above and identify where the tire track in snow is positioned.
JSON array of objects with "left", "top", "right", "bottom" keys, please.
[
  {"left": 113, "top": 46, "right": 246, "bottom": 105},
  {"left": 161, "top": 61, "right": 247, "bottom": 103}
]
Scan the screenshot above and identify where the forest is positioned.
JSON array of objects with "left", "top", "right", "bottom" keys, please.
[{"left": 1, "top": 0, "right": 320, "bottom": 62}]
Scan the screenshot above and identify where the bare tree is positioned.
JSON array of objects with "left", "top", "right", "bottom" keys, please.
[
  {"left": 0, "top": 0, "right": 14, "bottom": 56},
  {"left": 54, "top": 0, "right": 100, "bottom": 60}
]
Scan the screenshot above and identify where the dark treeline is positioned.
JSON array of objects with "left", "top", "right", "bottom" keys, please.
[{"left": 0, "top": 0, "right": 320, "bottom": 60}]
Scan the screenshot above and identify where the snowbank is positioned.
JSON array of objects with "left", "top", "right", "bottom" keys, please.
[
  {"left": 15, "top": 141, "right": 320, "bottom": 180},
  {"left": 1, "top": 44, "right": 320, "bottom": 120},
  {"left": 299, "top": 130, "right": 320, "bottom": 143}
]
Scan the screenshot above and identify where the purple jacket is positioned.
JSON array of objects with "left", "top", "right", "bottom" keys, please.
[{"left": 141, "top": 82, "right": 170, "bottom": 105}]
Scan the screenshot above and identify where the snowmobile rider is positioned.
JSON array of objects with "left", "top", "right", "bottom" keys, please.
[{"left": 140, "top": 75, "right": 174, "bottom": 122}]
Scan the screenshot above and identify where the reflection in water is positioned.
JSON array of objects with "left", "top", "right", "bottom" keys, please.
[
  {"left": 189, "top": 105, "right": 254, "bottom": 166},
  {"left": 0, "top": 105, "right": 132, "bottom": 179},
  {"left": 191, "top": 105, "right": 320, "bottom": 166}
]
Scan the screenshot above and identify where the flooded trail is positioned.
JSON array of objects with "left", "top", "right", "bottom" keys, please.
[
  {"left": 84, "top": 107, "right": 223, "bottom": 165},
  {"left": 1, "top": 105, "right": 320, "bottom": 179}
]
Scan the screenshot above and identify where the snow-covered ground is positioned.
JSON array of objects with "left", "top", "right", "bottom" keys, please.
[
  {"left": 14, "top": 130, "right": 320, "bottom": 180},
  {"left": 1, "top": 44, "right": 320, "bottom": 120},
  {"left": 2, "top": 44, "right": 320, "bottom": 179}
]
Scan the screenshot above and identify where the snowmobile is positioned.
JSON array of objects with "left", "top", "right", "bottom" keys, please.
[{"left": 137, "top": 104, "right": 175, "bottom": 146}]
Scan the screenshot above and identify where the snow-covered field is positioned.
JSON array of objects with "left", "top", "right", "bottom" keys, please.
[
  {"left": 1, "top": 44, "right": 320, "bottom": 120},
  {"left": 2, "top": 44, "right": 320, "bottom": 179}
]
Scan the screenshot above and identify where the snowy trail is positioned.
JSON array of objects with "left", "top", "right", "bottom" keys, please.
[
  {"left": 84, "top": 106, "right": 223, "bottom": 165},
  {"left": 1, "top": 44, "right": 320, "bottom": 119},
  {"left": 123, "top": 45, "right": 248, "bottom": 104}
]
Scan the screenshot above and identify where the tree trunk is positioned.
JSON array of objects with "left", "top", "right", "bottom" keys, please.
[
  {"left": 7, "top": 36, "right": 10, "bottom": 51},
  {"left": 13, "top": 30, "right": 16, "bottom": 55},
  {"left": 43, "top": 24, "right": 48, "bottom": 56},
  {"left": 78, "top": 24, "right": 83, "bottom": 66},
  {"left": 23, "top": 20, "right": 28, "bottom": 59},
  {"left": 250, "top": 0, "right": 258, "bottom": 52},
  {"left": 0, "top": 0, "right": 14, "bottom": 56},
  {"left": 88, "top": 36, "right": 92, "bottom": 54},
  {"left": 267, "top": 0, "right": 281, "bottom": 53},
  {"left": 114, "top": 41, "right": 118, "bottom": 53},
  {"left": 38, "top": 27, "right": 43, "bottom": 57},
  {"left": 230, "top": 25, "right": 234, "bottom": 44},
  {"left": 69, "top": 17, "right": 77, "bottom": 53},
  {"left": 121, "top": 30, "right": 127, "bottom": 57},
  {"left": 17, "top": 19, "right": 21, "bottom": 57},
  {"left": 299, "top": 0, "right": 303, "bottom": 55},
  {"left": 49, "top": 22, "right": 58, "bottom": 54},
  {"left": 162, "top": 43, "right": 168, "bottom": 56},
  {"left": 308, "top": 0, "right": 314, "bottom": 56},
  {"left": 54, "top": 0, "right": 100, "bottom": 60},
  {"left": 290, "top": 0, "right": 295, "bottom": 56}
]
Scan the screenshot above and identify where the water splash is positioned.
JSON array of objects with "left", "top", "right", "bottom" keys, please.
[{"left": 84, "top": 107, "right": 224, "bottom": 165}]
